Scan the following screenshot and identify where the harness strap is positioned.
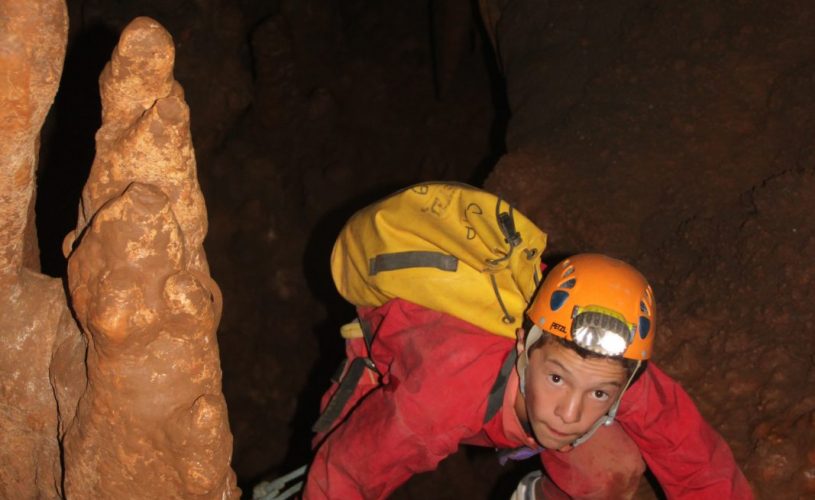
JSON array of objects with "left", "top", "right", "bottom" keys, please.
[{"left": 483, "top": 348, "right": 518, "bottom": 424}]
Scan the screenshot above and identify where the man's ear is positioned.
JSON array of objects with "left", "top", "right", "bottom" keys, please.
[{"left": 516, "top": 327, "right": 526, "bottom": 356}]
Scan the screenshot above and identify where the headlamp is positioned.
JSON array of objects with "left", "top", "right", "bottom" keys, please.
[{"left": 570, "top": 306, "right": 634, "bottom": 357}]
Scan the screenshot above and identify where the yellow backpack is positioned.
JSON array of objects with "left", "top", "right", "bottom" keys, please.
[{"left": 331, "top": 182, "right": 548, "bottom": 339}]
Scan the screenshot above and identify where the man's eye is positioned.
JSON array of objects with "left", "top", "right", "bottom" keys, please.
[
  {"left": 549, "top": 374, "right": 562, "bottom": 384},
  {"left": 593, "top": 390, "right": 609, "bottom": 400}
]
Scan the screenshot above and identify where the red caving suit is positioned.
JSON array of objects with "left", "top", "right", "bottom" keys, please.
[{"left": 303, "top": 298, "right": 752, "bottom": 499}]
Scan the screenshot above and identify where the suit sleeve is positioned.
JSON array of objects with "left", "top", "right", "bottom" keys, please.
[{"left": 617, "top": 363, "right": 754, "bottom": 499}]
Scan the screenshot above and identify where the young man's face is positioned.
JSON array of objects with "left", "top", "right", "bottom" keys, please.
[{"left": 516, "top": 332, "right": 628, "bottom": 451}]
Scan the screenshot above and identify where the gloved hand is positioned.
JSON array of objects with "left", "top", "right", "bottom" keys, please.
[{"left": 510, "top": 470, "right": 543, "bottom": 500}]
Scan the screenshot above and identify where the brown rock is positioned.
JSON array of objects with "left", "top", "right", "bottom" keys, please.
[
  {"left": 64, "top": 17, "right": 208, "bottom": 276},
  {"left": 61, "top": 17, "right": 239, "bottom": 498},
  {"left": 0, "top": 270, "right": 81, "bottom": 500},
  {"left": 1, "top": 4, "right": 237, "bottom": 497},
  {"left": 0, "top": 0, "right": 67, "bottom": 281},
  {"left": 0, "top": 1, "right": 71, "bottom": 499}
]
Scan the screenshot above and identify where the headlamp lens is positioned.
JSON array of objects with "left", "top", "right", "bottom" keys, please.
[{"left": 571, "top": 309, "right": 633, "bottom": 357}]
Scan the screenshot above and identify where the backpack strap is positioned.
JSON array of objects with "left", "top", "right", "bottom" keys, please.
[
  {"left": 483, "top": 348, "right": 518, "bottom": 424},
  {"left": 316, "top": 317, "right": 517, "bottom": 431},
  {"left": 312, "top": 319, "right": 379, "bottom": 433}
]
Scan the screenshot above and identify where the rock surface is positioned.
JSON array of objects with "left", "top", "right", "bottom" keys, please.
[
  {"left": 0, "top": 1, "right": 71, "bottom": 498},
  {"left": 0, "top": 0, "right": 67, "bottom": 277},
  {"left": 484, "top": 1, "right": 815, "bottom": 497},
  {"left": 61, "top": 17, "right": 238, "bottom": 499},
  {"left": 1, "top": 5, "right": 239, "bottom": 498}
]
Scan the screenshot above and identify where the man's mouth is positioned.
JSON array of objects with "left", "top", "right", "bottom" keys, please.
[{"left": 543, "top": 422, "right": 572, "bottom": 439}]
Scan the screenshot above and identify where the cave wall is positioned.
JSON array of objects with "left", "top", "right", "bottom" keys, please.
[{"left": 484, "top": 0, "right": 815, "bottom": 496}]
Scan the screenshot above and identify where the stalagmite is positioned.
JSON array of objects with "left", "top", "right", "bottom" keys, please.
[
  {"left": 1, "top": 2, "right": 239, "bottom": 497},
  {"left": 61, "top": 17, "right": 239, "bottom": 498}
]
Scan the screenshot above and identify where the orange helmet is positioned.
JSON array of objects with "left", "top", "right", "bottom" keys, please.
[{"left": 526, "top": 254, "right": 656, "bottom": 360}]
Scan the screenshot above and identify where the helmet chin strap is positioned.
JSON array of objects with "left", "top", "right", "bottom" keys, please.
[
  {"left": 570, "top": 359, "right": 641, "bottom": 448},
  {"left": 516, "top": 325, "right": 642, "bottom": 448}
]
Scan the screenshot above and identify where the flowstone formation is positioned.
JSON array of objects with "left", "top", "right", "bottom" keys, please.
[{"left": 0, "top": 2, "right": 239, "bottom": 497}]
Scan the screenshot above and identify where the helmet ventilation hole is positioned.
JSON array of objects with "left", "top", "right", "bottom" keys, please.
[
  {"left": 638, "top": 316, "right": 651, "bottom": 339},
  {"left": 550, "top": 290, "right": 569, "bottom": 311},
  {"left": 560, "top": 278, "right": 576, "bottom": 289}
]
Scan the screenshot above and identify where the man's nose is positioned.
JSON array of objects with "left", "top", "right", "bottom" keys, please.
[{"left": 554, "top": 392, "right": 582, "bottom": 424}]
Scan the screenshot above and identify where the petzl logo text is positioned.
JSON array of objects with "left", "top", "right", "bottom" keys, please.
[{"left": 551, "top": 322, "right": 567, "bottom": 333}]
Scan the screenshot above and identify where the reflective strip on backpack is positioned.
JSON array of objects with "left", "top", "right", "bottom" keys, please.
[{"left": 369, "top": 251, "right": 458, "bottom": 275}]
